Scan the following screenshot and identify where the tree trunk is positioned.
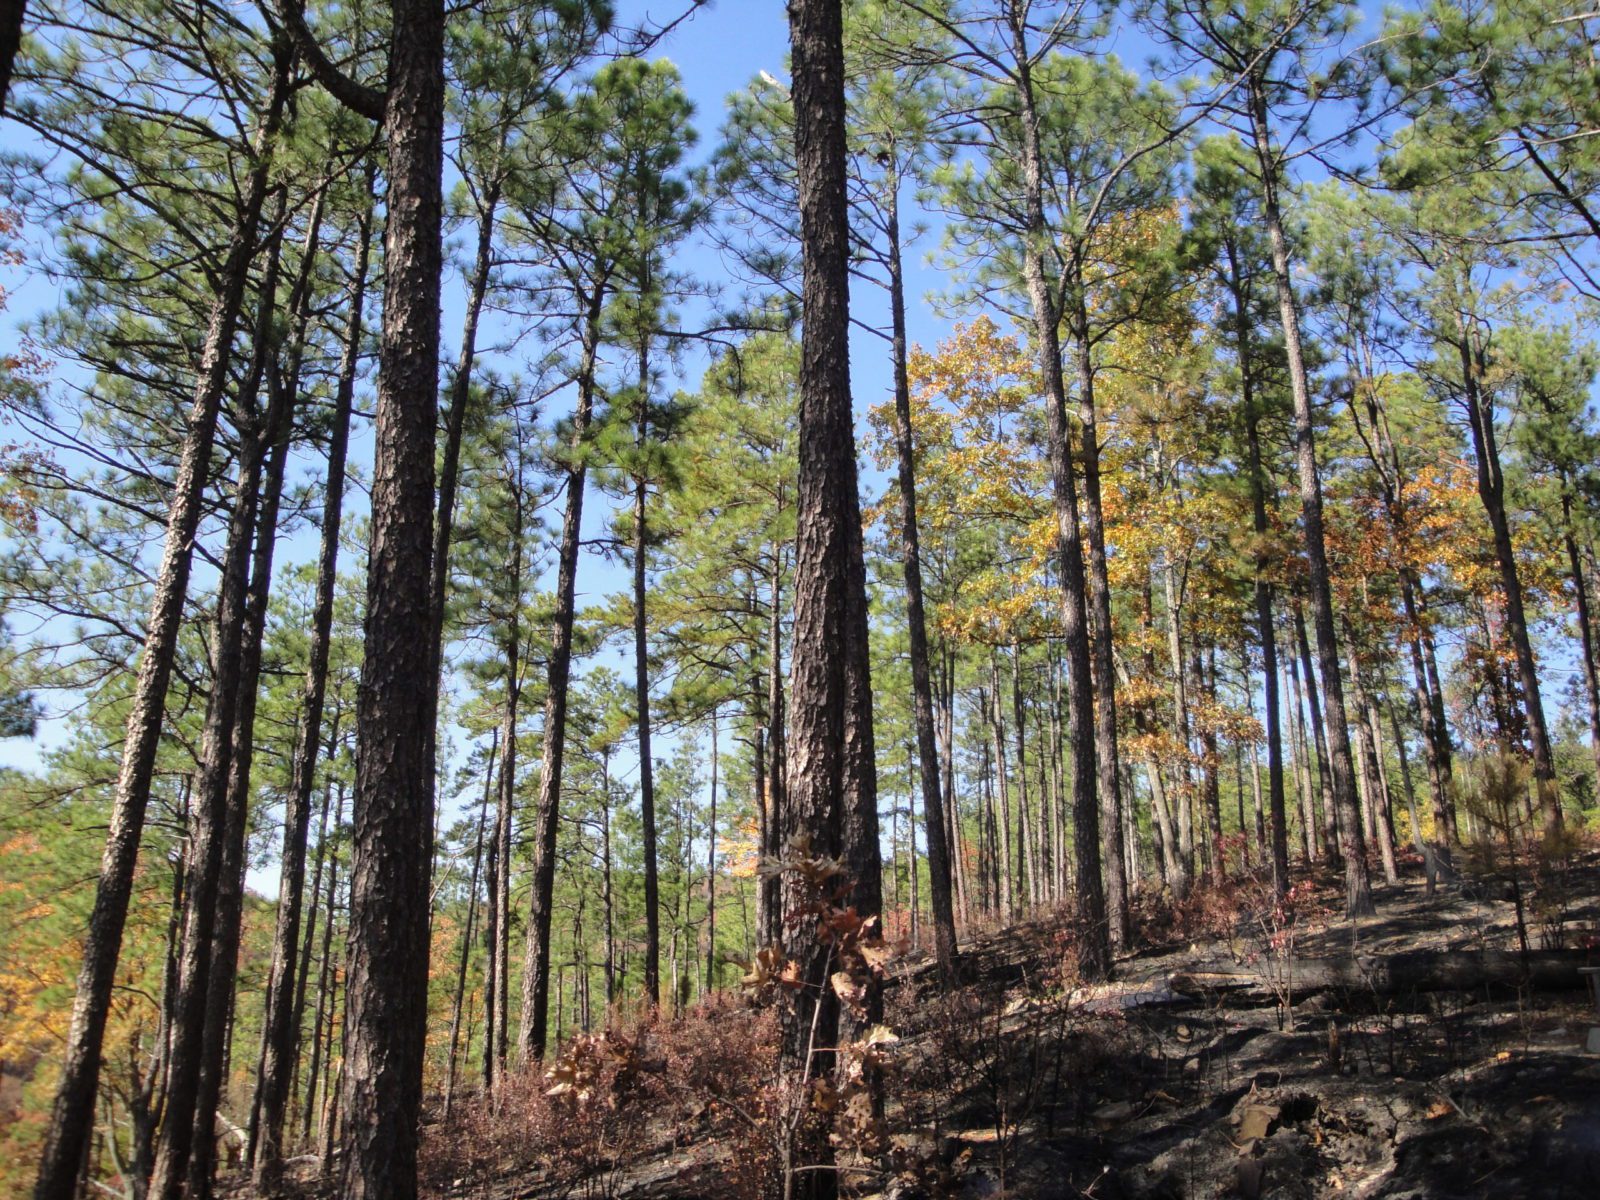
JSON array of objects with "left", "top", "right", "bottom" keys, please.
[
  {"left": 635, "top": 352, "right": 661, "bottom": 1008},
  {"left": 1293, "top": 598, "right": 1340, "bottom": 862},
  {"left": 760, "top": 559, "right": 786, "bottom": 947},
  {"left": 602, "top": 749, "right": 616, "bottom": 1005},
  {"left": 519, "top": 286, "right": 605, "bottom": 1063},
  {"left": 1561, "top": 490, "right": 1600, "bottom": 787},
  {"left": 302, "top": 781, "right": 344, "bottom": 1146},
  {"left": 1285, "top": 654, "right": 1316, "bottom": 864},
  {"left": 1344, "top": 622, "right": 1398, "bottom": 885},
  {"left": 1068, "top": 299, "right": 1129, "bottom": 948},
  {"left": 1010, "top": 19, "right": 1106, "bottom": 976},
  {"left": 1162, "top": 556, "right": 1195, "bottom": 878},
  {"left": 335, "top": 0, "right": 448, "bottom": 1192},
  {"left": 1198, "top": 648, "right": 1225, "bottom": 883},
  {"left": 297, "top": 773, "right": 338, "bottom": 1145},
  {"left": 489, "top": 563, "right": 521, "bottom": 1087},
  {"left": 1458, "top": 332, "right": 1558, "bottom": 826},
  {"left": 153, "top": 209, "right": 291, "bottom": 1200},
  {"left": 252, "top": 171, "right": 370, "bottom": 1188},
  {"left": 1237, "top": 277, "right": 1289, "bottom": 894},
  {"left": 32, "top": 59, "right": 289, "bottom": 1200},
  {"left": 1250, "top": 78, "right": 1371, "bottom": 916},
  {"left": 1172, "top": 948, "right": 1596, "bottom": 999},
  {"left": 704, "top": 709, "right": 719, "bottom": 994},
  {"left": 782, "top": 5, "right": 881, "bottom": 1196},
  {"left": 187, "top": 217, "right": 314, "bottom": 1197},
  {"left": 444, "top": 733, "right": 496, "bottom": 1119},
  {"left": 884, "top": 164, "right": 958, "bottom": 975},
  {"left": 988, "top": 657, "right": 1014, "bottom": 921}
]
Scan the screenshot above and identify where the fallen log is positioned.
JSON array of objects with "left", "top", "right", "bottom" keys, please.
[{"left": 1170, "top": 948, "right": 1597, "bottom": 1000}]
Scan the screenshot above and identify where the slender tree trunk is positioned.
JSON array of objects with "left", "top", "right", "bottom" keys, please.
[
  {"left": 1010, "top": 19, "right": 1106, "bottom": 975},
  {"left": 186, "top": 239, "right": 309, "bottom": 1199},
  {"left": 1285, "top": 647, "right": 1317, "bottom": 864},
  {"left": 1131, "top": 578, "right": 1184, "bottom": 895},
  {"left": 252, "top": 173, "right": 370, "bottom": 1187},
  {"left": 1162, "top": 557, "right": 1195, "bottom": 878},
  {"left": 490, "top": 585, "right": 521, "bottom": 1085},
  {"left": 519, "top": 288, "right": 604, "bottom": 1063},
  {"left": 1401, "top": 577, "right": 1459, "bottom": 845},
  {"left": 705, "top": 710, "right": 719, "bottom": 994},
  {"left": 1250, "top": 79, "right": 1371, "bottom": 916},
  {"left": 423, "top": 177, "right": 503, "bottom": 813},
  {"left": 1360, "top": 378, "right": 1459, "bottom": 846},
  {"left": 1344, "top": 621, "right": 1398, "bottom": 885},
  {"left": 302, "top": 781, "right": 344, "bottom": 1146},
  {"left": 1067, "top": 301, "right": 1129, "bottom": 948},
  {"left": 1561, "top": 490, "right": 1600, "bottom": 787},
  {"left": 988, "top": 657, "right": 1015, "bottom": 920},
  {"left": 884, "top": 167, "right": 957, "bottom": 973},
  {"left": 1366, "top": 695, "right": 1404, "bottom": 862},
  {"left": 296, "top": 774, "right": 338, "bottom": 1145},
  {"left": 444, "top": 734, "right": 496, "bottom": 1119},
  {"left": 154, "top": 210, "right": 291, "bottom": 1200},
  {"left": 1457, "top": 332, "right": 1558, "bottom": 826},
  {"left": 602, "top": 750, "right": 616, "bottom": 1004},
  {"left": 481, "top": 769, "right": 501, "bottom": 1092},
  {"left": 760, "top": 561, "right": 786, "bottom": 946},
  {"left": 634, "top": 357, "right": 661, "bottom": 1007},
  {"left": 1293, "top": 598, "right": 1340, "bottom": 862},
  {"left": 1386, "top": 701, "right": 1427, "bottom": 855},
  {"left": 1198, "top": 648, "right": 1225, "bottom": 882},
  {"left": 33, "top": 60, "right": 289, "bottom": 1200},
  {"left": 1012, "top": 655, "right": 1036, "bottom": 910},
  {"left": 1238, "top": 300, "right": 1289, "bottom": 894}
]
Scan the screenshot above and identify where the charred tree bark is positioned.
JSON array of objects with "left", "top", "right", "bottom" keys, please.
[
  {"left": 781, "top": 4, "right": 881, "bottom": 1196},
  {"left": 283, "top": 0, "right": 450, "bottom": 1192}
]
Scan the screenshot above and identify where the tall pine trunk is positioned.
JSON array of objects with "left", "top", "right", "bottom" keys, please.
[
  {"left": 782, "top": 4, "right": 881, "bottom": 1196},
  {"left": 153, "top": 211, "right": 290, "bottom": 1200},
  {"left": 883, "top": 164, "right": 958, "bottom": 974},
  {"left": 251, "top": 174, "right": 369, "bottom": 1184},
  {"left": 1231, "top": 238, "right": 1289, "bottom": 896},
  {"left": 314, "top": 0, "right": 449, "bottom": 1191},
  {"left": 1457, "top": 329, "right": 1560, "bottom": 827},
  {"left": 1067, "top": 295, "right": 1129, "bottom": 948},
  {"left": 1249, "top": 77, "right": 1371, "bottom": 917},
  {"left": 635, "top": 341, "right": 661, "bottom": 1008},
  {"left": 1009, "top": 15, "right": 1107, "bottom": 976},
  {"left": 519, "top": 288, "right": 604, "bottom": 1062}
]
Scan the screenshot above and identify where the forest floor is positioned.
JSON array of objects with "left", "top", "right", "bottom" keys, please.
[{"left": 260, "top": 852, "right": 1600, "bottom": 1200}]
